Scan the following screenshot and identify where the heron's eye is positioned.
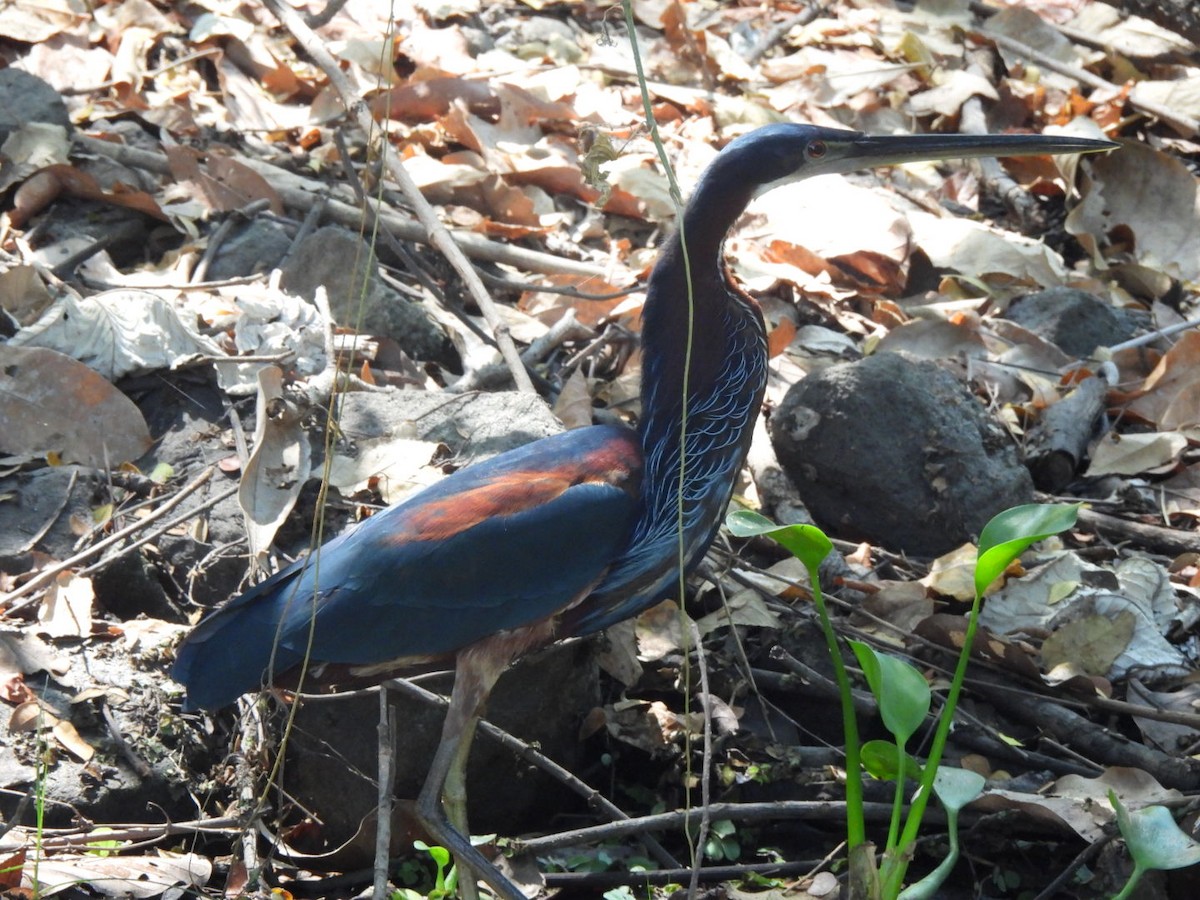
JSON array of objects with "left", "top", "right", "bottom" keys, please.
[{"left": 806, "top": 140, "right": 828, "bottom": 160}]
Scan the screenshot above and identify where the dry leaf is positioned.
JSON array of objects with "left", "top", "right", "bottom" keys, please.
[
  {"left": 38, "top": 573, "right": 94, "bottom": 639},
  {"left": 1086, "top": 430, "right": 1187, "bottom": 477},
  {"left": 239, "top": 366, "right": 312, "bottom": 563},
  {"left": 0, "top": 346, "right": 152, "bottom": 466}
]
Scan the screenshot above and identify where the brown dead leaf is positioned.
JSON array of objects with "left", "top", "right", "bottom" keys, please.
[
  {"left": 518, "top": 275, "right": 630, "bottom": 328},
  {"left": 854, "top": 581, "right": 934, "bottom": 644},
  {"left": 0, "top": 844, "right": 25, "bottom": 890},
  {"left": 165, "top": 145, "right": 282, "bottom": 215},
  {"left": 552, "top": 369, "right": 594, "bottom": 430},
  {"left": 1067, "top": 141, "right": 1200, "bottom": 284},
  {"left": 9, "top": 699, "right": 57, "bottom": 732},
  {"left": 0, "top": 346, "right": 153, "bottom": 466},
  {"left": 371, "top": 76, "right": 499, "bottom": 122},
  {"left": 9, "top": 163, "right": 168, "bottom": 227},
  {"left": 603, "top": 698, "right": 685, "bottom": 755},
  {"left": 53, "top": 718, "right": 95, "bottom": 762},
  {"left": 914, "top": 613, "right": 1042, "bottom": 682},
  {"left": 1124, "top": 330, "right": 1200, "bottom": 430}
]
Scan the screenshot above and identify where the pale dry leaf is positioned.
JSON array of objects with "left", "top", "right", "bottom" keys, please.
[
  {"left": 1160, "top": 464, "right": 1200, "bottom": 518},
  {"left": 0, "top": 0, "right": 86, "bottom": 42},
  {"left": 1041, "top": 611, "right": 1135, "bottom": 678},
  {"left": 38, "top": 572, "right": 94, "bottom": 639},
  {"left": 907, "top": 209, "right": 1069, "bottom": 285},
  {"left": 695, "top": 589, "right": 782, "bottom": 637},
  {"left": 593, "top": 617, "right": 642, "bottom": 687},
  {"left": 1067, "top": 5, "right": 1195, "bottom": 58},
  {"left": 908, "top": 69, "right": 998, "bottom": 117},
  {"left": 0, "top": 264, "right": 55, "bottom": 327},
  {"left": 1127, "top": 678, "right": 1200, "bottom": 753},
  {"left": 0, "top": 631, "right": 69, "bottom": 681},
  {"left": 972, "top": 787, "right": 1108, "bottom": 842},
  {"left": 981, "top": 554, "right": 1184, "bottom": 678},
  {"left": 875, "top": 318, "right": 987, "bottom": 361},
  {"left": 985, "top": 7, "right": 1098, "bottom": 89},
  {"left": 239, "top": 366, "right": 312, "bottom": 564},
  {"left": 8, "top": 290, "right": 224, "bottom": 382},
  {"left": 923, "top": 543, "right": 979, "bottom": 601},
  {"left": 53, "top": 718, "right": 95, "bottom": 762},
  {"left": 327, "top": 434, "right": 442, "bottom": 506},
  {"left": 635, "top": 599, "right": 684, "bottom": 662},
  {"left": 24, "top": 851, "right": 211, "bottom": 899},
  {"left": 0, "top": 122, "right": 71, "bottom": 192},
  {"left": 1086, "top": 430, "right": 1187, "bottom": 477},
  {"left": 1056, "top": 767, "right": 1183, "bottom": 825}
]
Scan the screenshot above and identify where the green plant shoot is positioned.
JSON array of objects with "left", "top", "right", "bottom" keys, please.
[
  {"left": 729, "top": 502, "right": 1080, "bottom": 898},
  {"left": 1109, "top": 790, "right": 1200, "bottom": 900}
]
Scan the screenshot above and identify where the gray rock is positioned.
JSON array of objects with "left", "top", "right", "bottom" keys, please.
[
  {"left": 1005, "top": 287, "right": 1139, "bottom": 357},
  {"left": 333, "top": 388, "right": 564, "bottom": 463},
  {"left": 0, "top": 70, "right": 70, "bottom": 144},
  {"left": 769, "top": 351, "right": 1033, "bottom": 556},
  {"left": 205, "top": 218, "right": 294, "bottom": 279},
  {"left": 280, "top": 225, "right": 457, "bottom": 368}
]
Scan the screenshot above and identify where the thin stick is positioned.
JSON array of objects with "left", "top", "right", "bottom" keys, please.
[
  {"left": 3, "top": 468, "right": 218, "bottom": 612},
  {"left": 373, "top": 686, "right": 396, "bottom": 900}
]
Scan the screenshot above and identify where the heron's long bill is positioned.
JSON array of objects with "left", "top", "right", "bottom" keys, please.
[{"left": 844, "top": 131, "right": 1117, "bottom": 167}]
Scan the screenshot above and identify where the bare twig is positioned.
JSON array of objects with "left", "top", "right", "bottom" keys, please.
[
  {"left": 100, "top": 701, "right": 153, "bottom": 779},
  {"left": 3, "top": 468, "right": 220, "bottom": 613},
  {"left": 516, "top": 800, "right": 926, "bottom": 854},
  {"left": 373, "top": 687, "right": 396, "bottom": 900}
]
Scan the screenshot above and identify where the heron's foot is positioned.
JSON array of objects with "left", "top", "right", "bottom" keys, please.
[{"left": 415, "top": 794, "right": 527, "bottom": 900}]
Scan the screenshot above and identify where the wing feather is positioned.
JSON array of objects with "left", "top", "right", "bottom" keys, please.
[{"left": 174, "top": 425, "right": 642, "bottom": 709}]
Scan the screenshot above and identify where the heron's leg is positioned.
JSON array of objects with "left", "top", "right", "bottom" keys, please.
[
  {"left": 416, "top": 647, "right": 525, "bottom": 900},
  {"left": 443, "top": 711, "right": 481, "bottom": 900}
]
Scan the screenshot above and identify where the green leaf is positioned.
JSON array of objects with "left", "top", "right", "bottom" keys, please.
[
  {"left": 1111, "top": 791, "right": 1200, "bottom": 872},
  {"left": 860, "top": 739, "right": 924, "bottom": 782},
  {"left": 849, "top": 641, "right": 931, "bottom": 744},
  {"left": 975, "top": 503, "right": 1079, "bottom": 595},
  {"left": 932, "top": 767, "right": 986, "bottom": 813},
  {"left": 726, "top": 509, "right": 833, "bottom": 571}
]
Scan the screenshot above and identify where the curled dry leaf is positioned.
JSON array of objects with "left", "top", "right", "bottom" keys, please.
[
  {"left": 239, "top": 365, "right": 312, "bottom": 564},
  {"left": 9, "top": 163, "right": 168, "bottom": 227}
]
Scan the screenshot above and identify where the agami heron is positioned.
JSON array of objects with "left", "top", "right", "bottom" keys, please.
[{"left": 173, "top": 123, "right": 1114, "bottom": 898}]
